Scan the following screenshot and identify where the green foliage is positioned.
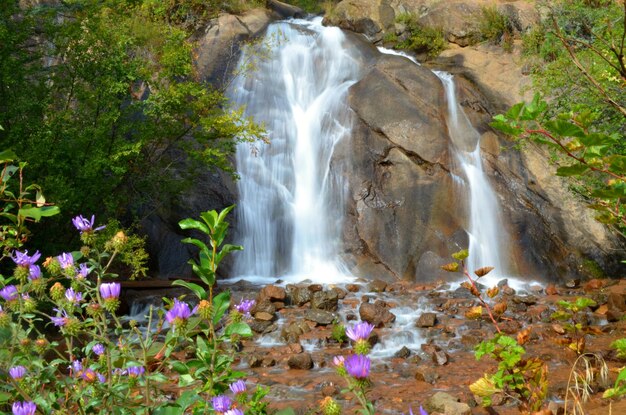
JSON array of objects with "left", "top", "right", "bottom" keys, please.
[
  {"left": 281, "top": 0, "right": 325, "bottom": 14},
  {"left": 0, "top": 151, "right": 60, "bottom": 263},
  {"left": 0, "top": 0, "right": 265, "bottom": 254},
  {"left": 603, "top": 339, "right": 626, "bottom": 398},
  {"left": 475, "top": 6, "right": 514, "bottom": 51},
  {"left": 491, "top": 92, "right": 626, "bottom": 233},
  {"left": 331, "top": 322, "right": 347, "bottom": 344},
  {"left": 393, "top": 13, "right": 446, "bottom": 58},
  {"left": 550, "top": 297, "right": 597, "bottom": 354},
  {"left": 0, "top": 206, "right": 267, "bottom": 414},
  {"left": 471, "top": 334, "right": 548, "bottom": 412}
]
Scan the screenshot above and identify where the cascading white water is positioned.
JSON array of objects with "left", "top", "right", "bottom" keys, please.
[
  {"left": 229, "top": 18, "right": 362, "bottom": 284},
  {"left": 434, "top": 71, "right": 511, "bottom": 283}
]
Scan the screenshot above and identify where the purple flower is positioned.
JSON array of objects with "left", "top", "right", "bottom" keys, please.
[
  {"left": 97, "top": 372, "right": 106, "bottom": 383},
  {"left": 0, "top": 285, "right": 18, "bottom": 301},
  {"left": 50, "top": 308, "right": 69, "bottom": 327},
  {"left": 12, "top": 401, "right": 36, "bottom": 415},
  {"left": 57, "top": 253, "right": 74, "bottom": 270},
  {"left": 9, "top": 366, "right": 27, "bottom": 380},
  {"left": 224, "top": 410, "right": 244, "bottom": 415},
  {"left": 165, "top": 299, "right": 194, "bottom": 325},
  {"left": 69, "top": 359, "right": 83, "bottom": 373},
  {"left": 127, "top": 365, "right": 145, "bottom": 377},
  {"left": 92, "top": 343, "right": 105, "bottom": 356},
  {"left": 346, "top": 322, "right": 375, "bottom": 342},
  {"left": 229, "top": 379, "right": 247, "bottom": 395},
  {"left": 99, "top": 282, "right": 121, "bottom": 300},
  {"left": 72, "top": 214, "right": 105, "bottom": 234},
  {"left": 65, "top": 288, "right": 83, "bottom": 304},
  {"left": 11, "top": 250, "right": 41, "bottom": 267},
  {"left": 28, "top": 265, "right": 41, "bottom": 280},
  {"left": 407, "top": 406, "right": 428, "bottom": 415},
  {"left": 78, "top": 263, "right": 90, "bottom": 279},
  {"left": 344, "top": 354, "right": 370, "bottom": 380},
  {"left": 333, "top": 355, "right": 345, "bottom": 367},
  {"left": 211, "top": 395, "right": 232, "bottom": 413},
  {"left": 234, "top": 299, "right": 255, "bottom": 315}
]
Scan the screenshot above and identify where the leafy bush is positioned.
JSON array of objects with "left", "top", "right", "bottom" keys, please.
[
  {"left": 393, "top": 13, "right": 446, "bottom": 58},
  {"left": 475, "top": 6, "right": 514, "bottom": 51}
]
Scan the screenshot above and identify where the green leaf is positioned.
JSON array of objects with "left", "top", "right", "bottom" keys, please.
[
  {"left": 153, "top": 405, "right": 184, "bottom": 415},
  {"left": 579, "top": 132, "right": 617, "bottom": 147},
  {"left": 1, "top": 165, "right": 18, "bottom": 183},
  {"left": 178, "top": 218, "right": 210, "bottom": 235},
  {"left": 556, "top": 164, "right": 589, "bottom": 177},
  {"left": 180, "top": 237, "right": 210, "bottom": 255},
  {"left": 274, "top": 409, "right": 297, "bottom": 415},
  {"left": 171, "top": 361, "right": 189, "bottom": 375},
  {"left": 452, "top": 249, "right": 469, "bottom": 261},
  {"left": 212, "top": 291, "right": 230, "bottom": 325},
  {"left": 171, "top": 280, "right": 207, "bottom": 300},
  {"left": 544, "top": 120, "right": 585, "bottom": 138},
  {"left": 225, "top": 321, "right": 253, "bottom": 338},
  {"left": 0, "top": 150, "right": 17, "bottom": 163},
  {"left": 18, "top": 205, "right": 61, "bottom": 221},
  {"left": 574, "top": 297, "right": 596, "bottom": 309}
]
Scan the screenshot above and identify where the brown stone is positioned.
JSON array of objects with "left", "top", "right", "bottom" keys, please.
[
  {"left": 287, "top": 353, "right": 314, "bottom": 370},
  {"left": 260, "top": 285, "right": 286, "bottom": 301},
  {"left": 415, "top": 366, "right": 439, "bottom": 384},
  {"left": 546, "top": 284, "right": 559, "bottom": 296},
  {"left": 254, "top": 311, "right": 275, "bottom": 322},
  {"left": 359, "top": 302, "right": 396, "bottom": 327},
  {"left": 368, "top": 279, "right": 388, "bottom": 293},
  {"left": 607, "top": 292, "right": 626, "bottom": 312},
  {"left": 416, "top": 312, "right": 438, "bottom": 328}
]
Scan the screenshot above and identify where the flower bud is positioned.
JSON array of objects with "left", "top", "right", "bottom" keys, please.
[
  {"left": 13, "top": 266, "right": 30, "bottom": 284},
  {"left": 50, "top": 283, "right": 64, "bottom": 301},
  {"left": 198, "top": 299, "right": 212, "bottom": 320},
  {"left": 44, "top": 257, "right": 62, "bottom": 277},
  {"left": 320, "top": 397, "right": 342, "bottom": 415}
]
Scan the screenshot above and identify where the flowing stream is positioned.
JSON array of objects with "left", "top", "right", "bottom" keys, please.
[{"left": 229, "top": 18, "right": 361, "bottom": 284}]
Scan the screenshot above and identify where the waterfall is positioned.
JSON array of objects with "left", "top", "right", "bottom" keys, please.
[
  {"left": 434, "top": 71, "right": 511, "bottom": 282},
  {"left": 228, "top": 18, "right": 362, "bottom": 283}
]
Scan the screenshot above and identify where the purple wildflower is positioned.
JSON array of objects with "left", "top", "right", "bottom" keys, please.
[
  {"left": 72, "top": 214, "right": 105, "bottom": 234},
  {"left": 92, "top": 343, "right": 105, "bottom": 356},
  {"left": 127, "top": 365, "right": 145, "bottom": 377},
  {"left": 28, "top": 265, "right": 41, "bottom": 280},
  {"left": 78, "top": 263, "right": 90, "bottom": 279},
  {"left": 12, "top": 401, "right": 36, "bottom": 415},
  {"left": 229, "top": 379, "right": 247, "bottom": 395},
  {"left": 57, "top": 253, "right": 74, "bottom": 270},
  {"left": 224, "top": 410, "right": 244, "bottom": 415},
  {"left": 0, "top": 285, "right": 18, "bottom": 301},
  {"left": 211, "top": 395, "right": 233, "bottom": 413},
  {"left": 346, "top": 322, "right": 375, "bottom": 342},
  {"left": 99, "top": 282, "right": 121, "bottom": 300},
  {"left": 11, "top": 250, "right": 41, "bottom": 267},
  {"left": 97, "top": 372, "right": 106, "bottom": 383},
  {"left": 344, "top": 354, "right": 371, "bottom": 380},
  {"left": 9, "top": 366, "right": 27, "bottom": 380},
  {"left": 165, "top": 299, "right": 194, "bottom": 326},
  {"left": 234, "top": 299, "right": 255, "bottom": 315},
  {"left": 65, "top": 288, "right": 83, "bottom": 304},
  {"left": 420, "top": 406, "right": 428, "bottom": 415},
  {"left": 50, "top": 308, "right": 69, "bottom": 327},
  {"left": 333, "top": 355, "right": 345, "bottom": 367},
  {"left": 69, "top": 360, "right": 83, "bottom": 373}
]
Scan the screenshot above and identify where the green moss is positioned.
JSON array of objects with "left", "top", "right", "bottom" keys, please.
[{"left": 581, "top": 259, "right": 605, "bottom": 279}]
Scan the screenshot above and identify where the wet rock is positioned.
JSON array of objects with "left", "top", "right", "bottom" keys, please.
[
  {"left": 281, "top": 320, "right": 311, "bottom": 343},
  {"left": 546, "top": 284, "right": 559, "bottom": 296},
  {"left": 286, "top": 285, "right": 312, "bottom": 307},
  {"left": 288, "top": 343, "right": 303, "bottom": 354},
  {"left": 426, "top": 391, "right": 471, "bottom": 415},
  {"left": 432, "top": 350, "right": 449, "bottom": 366},
  {"left": 346, "top": 284, "right": 361, "bottom": 293},
  {"left": 415, "top": 366, "right": 439, "bottom": 384},
  {"left": 368, "top": 279, "right": 388, "bottom": 293},
  {"left": 394, "top": 346, "right": 411, "bottom": 359},
  {"left": 607, "top": 292, "right": 626, "bottom": 312},
  {"left": 320, "top": 381, "right": 339, "bottom": 397},
  {"left": 253, "top": 299, "right": 277, "bottom": 315},
  {"left": 416, "top": 312, "right": 437, "bottom": 328},
  {"left": 304, "top": 309, "right": 336, "bottom": 326},
  {"left": 248, "top": 355, "right": 263, "bottom": 368},
  {"left": 248, "top": 320, "right": 276, "bottom": 334},
  {"left": 287, "top": 353, "right": 313, "bottom": 370},
  {"left": 359, "top": 302, "right": 396, "bottom": 327},
  {"left": 501, "top": 285, "right": 516, "bottom": 296},
  {"left": 512, "top": 295, "right": 538, "bottom": 305},
  {"left": 331, "top": 287, "right": 347, "bottom": 299},
  {"left": 309, "top": 284, "right": 323, "bottom": 293},
  {"left": 499, "top": 319, "right": 522, "bottom": 334},
  {"left": 452, "top": 286, "right": 474, "bottom": 299},
  {"left": 262, "top": 357, "right": 276, "bottom": 367},
  {"left": 254, "top": 311, "right": 275, "bottom": 322},
  {"left": 311, "top": 290, "right": 339, "bottom": 311},
  {"left": 584, "top": 278, "right": 604, "bottom": 292},
  {"left": 260, "top": 285, "right": 286, "bottom": 301},
  {"left": 606, "top": 310, "right": 623, "bottom": 322},
  {"left": 529, "top": 285, "right": 544, "bottom": 294},
  {"left": 565, "top": 279, "right": 581, "bottom": 289}
]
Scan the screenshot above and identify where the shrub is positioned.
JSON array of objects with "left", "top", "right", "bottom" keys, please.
[
  {"left": 476, "top": 6, "right": 514, "bottom": 51},
  {"left": 394, "top": 13, "right": 446, "bottom": 58}
]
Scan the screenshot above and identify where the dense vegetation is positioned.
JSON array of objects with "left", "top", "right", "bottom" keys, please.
[
  {"left": 0, "top": 0, "right": 263, "bottom": 254},
  {"left": 494, "top": 0, "right": 626, "bottom": 235}
]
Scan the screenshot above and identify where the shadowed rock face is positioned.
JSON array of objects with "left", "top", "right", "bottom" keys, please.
[{"left": 340, "top": 53, "right": 624, "bottom": 282}]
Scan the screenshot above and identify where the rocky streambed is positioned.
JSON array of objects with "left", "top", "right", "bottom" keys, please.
[{"left": 206, "top": 276, "right": 626, "bottom": 415}]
